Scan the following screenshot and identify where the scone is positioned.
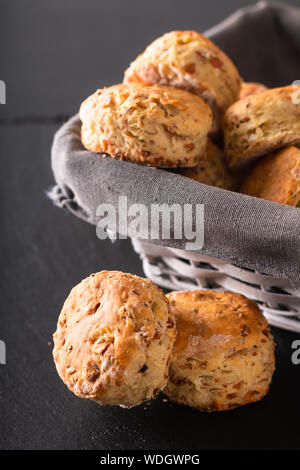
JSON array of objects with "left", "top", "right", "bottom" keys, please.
[
  {"left": 80, "top": 83, "right": 212, "bottom": 168},
  {"left": 241, "top": 145, "right": 300, "bottom": 207},
  {"left": 165, "top": 290, "right": 275, "bottom": 412},
  {"left": 223, "top": 85, "right": 300, "bottom": 168},
  {"left": 179, "top": 140, "right": 237, "bottom": 190},
  {"left": 53, "top": 271, "right": 176, "bottom": 408},
  {"left": 124, "top": 31, "right": 241, "bottom": 125},
  {"left": 239, "top": 82, "right": 267, "bottom": 99}
]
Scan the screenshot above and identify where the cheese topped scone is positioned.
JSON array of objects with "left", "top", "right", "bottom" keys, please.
[
  {"left": 80, "top": 84, "right": 212, "bottom": 168},
  {"left": 223, "top": 85, "right": 300, "bottom": 168},
  {"left": 165, "top": 289, "right": 275, "bottom": 412},
  {"left": 124, "top": 31, "right": 241, "bottom": 114}
]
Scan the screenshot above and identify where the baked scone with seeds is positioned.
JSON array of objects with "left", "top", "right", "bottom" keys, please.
[
  {"left": 223, "top": 85, "right": 300, "bottom": 168},
  {"left": 241, "top": 146, "right": 300, "bottom": 207},
  {"left": 179, "top": 140, "right": 237, "bottom": 190},
  {"left": 53, "top": 271, "right": 176, "bottom": 408},
  {"left": 80, "top": 83, "right": 212, "bottom": 168},
  {"left": 124, "top": 31, "right": 241, "bottom": 131},
  {"left": 239, "top": 82, "right": 267, "bottom": 100},
  {"left": 165, "top": 290, "right": 275, "bottom": 412}
]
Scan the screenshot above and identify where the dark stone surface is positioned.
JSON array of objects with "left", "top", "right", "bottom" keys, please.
[
  {"left": 1, "top": 0, "right": 299, "bottom": 120},
  {"left": 0, "top": 0, "right": 299, "bottom": 450}
]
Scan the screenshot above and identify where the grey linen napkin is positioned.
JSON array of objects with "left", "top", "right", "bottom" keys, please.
[{"left": 50, "top": 1, "right": 300, "bottom": 282}]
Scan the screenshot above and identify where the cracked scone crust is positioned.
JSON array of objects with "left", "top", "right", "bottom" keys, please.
[
  {"left": 241, "top": 145, "right": 300, "bottom": 207},
  {"left": 124, "top": 31, "right": 241, "bottom": 117},
  {"left": 165, "top": 290, "right": 275, "bottom": 412},
  {"left": 179, "top": 140, "right": 237, "bottom": 190},
  {"left": 80, "top": 83, "right": 212, "bottom": 168},
  {"left": 53, "top": 271, "right": 176, "bottom": 408},
  {"left": 223, "top": 85, "right": 300, "bottom": 168}
]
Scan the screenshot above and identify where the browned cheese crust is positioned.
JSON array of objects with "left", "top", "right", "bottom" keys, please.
[
  {"left": 124, "top": 31, "right": 241, "bottom": 132},
  {"left": 80, "top": 83, "right": 212, "bottom": 168},
  {"left": 165, "top": 289, "right": 275, "bottom": 412}
]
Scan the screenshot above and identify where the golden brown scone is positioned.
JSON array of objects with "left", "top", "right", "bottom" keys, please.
[
  {"left": 124, "top": 31, "right": 241, "bottom": 124},
  {"left": 80, "top": 83, "right": 212, "bottom": 168},
  {"left": 239, "top": 82, "right": 267, "bottom": 99},
  {"left": 165, "top": 290, "right": 275, "bottom": 412},
  {"left": 53, "top": 271, "right": 176, "bottom": 408},
  {"left": 179, "top": 140, "right": 237, "bottom": 190},
  {"left": 241, "top": 146, "right": 300, "bottom": 207},
  {"left": 223, "top": 85, "right": 300, "bottom": 168}
]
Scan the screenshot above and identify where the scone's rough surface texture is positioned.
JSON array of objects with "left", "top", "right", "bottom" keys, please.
[
  {"left": 165, "top": 290, "right": 275, "bottom": 412},
  {"left": 124, "top": 31, "right": 241, "bottom": 114},
  {"left": 53, "top": 271, "right": 176, "bottom": 408},
  {"left": 179, "top": 140, "right": 237, "bottom": 190},
  {"left": 239, "top": 82, "right": 267, "bottom": 100},
  {"left": 241, "top": 145, "right": 300, "bottom": 207},
  {"left": 80, "top": 83, "right": 212, "bottom": 168},
  {"left": 223, "top": 85, "right": 300, "bottom": 168}
]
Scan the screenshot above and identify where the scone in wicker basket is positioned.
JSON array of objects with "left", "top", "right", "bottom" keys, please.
[
  {"left": 51, "top": 2, "right": 300, "bottom": 333},
  {"left": 135, "top": 2, "right": 300, "bottom": 333}
]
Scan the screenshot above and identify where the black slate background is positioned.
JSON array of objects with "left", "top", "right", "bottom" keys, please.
[{"left": 0, "top": 0, "right": 300, "bottom": 450}]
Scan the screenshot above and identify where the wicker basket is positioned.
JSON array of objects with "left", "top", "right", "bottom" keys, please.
[{"left": 132, "top": 239, "right": 300, "bottom": 333}]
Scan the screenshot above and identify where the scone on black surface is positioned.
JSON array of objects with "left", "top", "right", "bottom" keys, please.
[
  {"left": 179, "top": 140, "right": 237, "bottom": 190},
  {"left": 53, "top": 271, "right": 176, "bottom": 408},
  {"left": 165, "top": 290, "right": 275, "bottom": 412},
  {"left": 223, "top": 85, "right": 300, "bottom": 168},
  {"left": 124, "top": 30, "right": 241, "bottom": 116},
  {"left": 241, "top": 145, "right": 300, "bottom": 207},
  {"left": 80, "top": 83, "right": 212, "bottom": 168}
]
